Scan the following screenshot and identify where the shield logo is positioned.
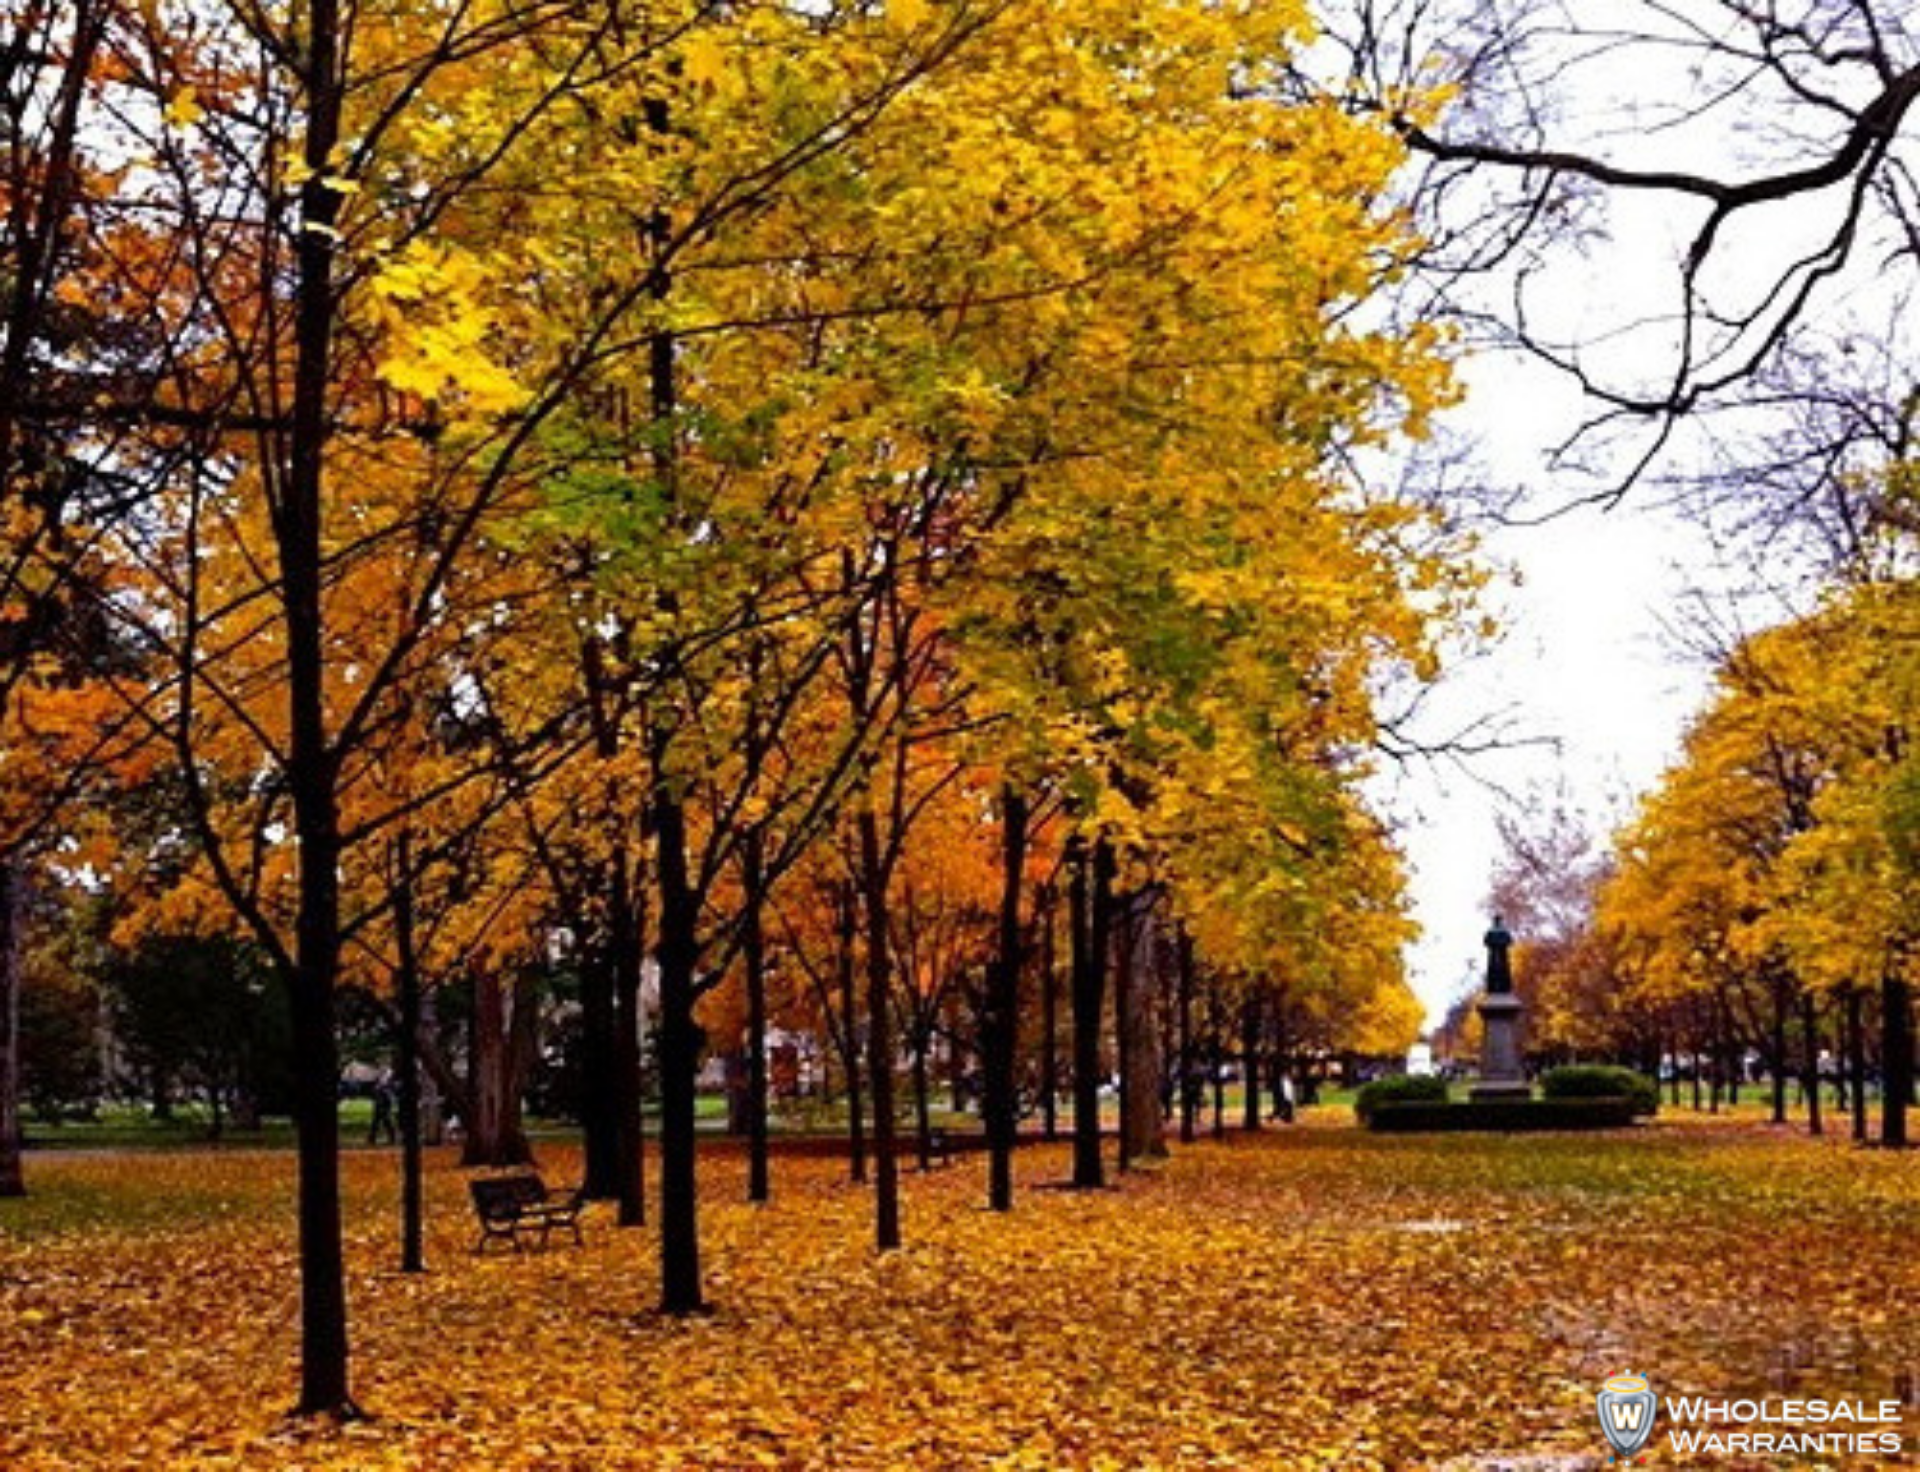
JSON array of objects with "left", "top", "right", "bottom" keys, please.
[{"left": 1596, "top": 1373, "right": 1657, "bottom": 1457}]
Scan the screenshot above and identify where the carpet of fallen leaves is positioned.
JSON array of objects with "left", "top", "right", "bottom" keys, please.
[{"left": 2, "top": 1112, "right": 1917, "bottom": 1470}]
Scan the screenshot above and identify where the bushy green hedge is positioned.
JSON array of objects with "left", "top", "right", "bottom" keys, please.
[
  {"left": 1365, "top": 1098, "right": 1639, "bottom": 1132},
  {"left": 1539, "top": 1064, "right": 1658, "bottom": 1117},
  {"left": 1354, "top": 1073, "right": 1449, "bottom": 1123}
]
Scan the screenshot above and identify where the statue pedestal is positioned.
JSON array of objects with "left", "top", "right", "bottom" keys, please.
[{"left": 1470, "top": 993, "right": 1529, "bottom": 1101}]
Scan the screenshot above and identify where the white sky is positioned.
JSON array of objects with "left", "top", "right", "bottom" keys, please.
[
  {"left": 1382, "top": 482, "right": 1718, "bottom": 1022},
  {"left": 1379, "top": 351, "right": 1735, "bottom": 1025}
]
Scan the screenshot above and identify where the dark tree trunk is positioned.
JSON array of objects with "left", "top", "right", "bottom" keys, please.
[
  {"left": 654, "top": 781, "right": 706, "bottom": 1314},
  {"left": 1884, "top": 973, "right": 1912, "bottom": 1149},
  {"left": 1724, "top": 1016, "right": 1742, "bottom": 1105},
  {"left": 577, "top": 623, "right": 630, "bottom": 1203},
  {"left": 0, "top": 853, "right": 23, "bottom": 1198},
  {"left": 394, "top": 835, "right": 424, "bottom": 1274},
  {"left": 911, "top": 1039, "right": 933, "bottom": 1170},
  {"left": 1114, "top": 891, "right": 1135, "bottom": 1170},
  {"left": 285, "top": 0, "right": 353, "bottom": 1411},
  {"left": 1069, "top": 838, "right": 1112, "bottom": 1189},
  {"left": 837, "top": 883, "right": 866, "bottom": 1183},
  {"left": 1269, "top": 1002, "right": 1290, "bottom": 1123},
  {"left": 743, "top": 829, "right": 771, "bottom": 1204},
  {"left": 1849, "top": 987, "right": 1868, "bottom": 1143},
  {"left": 1800, "top": 990, "right": 1822, "bottom": 1138},
  {"left": 578, "top": 933, "right": 619, "bottom": 1199},
  {"left": 462, "top": 971, "right": 534, "bottom": 1168},
  {"left": 858, "top": 807, "right": 900, "bottom": 1250},
  {"left": 646, "top": 189, "right": 701, "bottom": 1306},
  {"left": 983, "top": 787, "right": 1027, "bottom": 1211},
  {"left": 1241, "top": 995, "right": 1262, "bottom": 1133},
  {"left": 1770, "top": 976, "right": 1789, "bottom": 1125},
  {"left": 1211, "top": 1036, "right": 1226, "bottom": 1138},
  {"left": 1176, "top": 926, "right": 1196, "bottom": 1145},
  {"left": 1039, "top": 883, "right": 1059, "bottom": 1143},
  {"left": 610, "top": 845, "right": 645, "bottom": 1227},
  {"left": 1119, "top": 892, "right": 1165, "bottom": 1167}
]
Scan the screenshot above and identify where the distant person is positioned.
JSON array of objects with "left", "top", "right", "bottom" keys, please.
[{"left": 368, "top": 1076, "right": 397, "bottom": 1145}]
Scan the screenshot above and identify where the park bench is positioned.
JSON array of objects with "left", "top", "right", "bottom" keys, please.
[{"left": 468, "top": 1172, "right": 586, "bottom": 1253}]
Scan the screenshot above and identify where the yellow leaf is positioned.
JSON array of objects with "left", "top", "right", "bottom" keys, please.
[{"left": 163, "top": 87, "right": 203, "bottom": 129}]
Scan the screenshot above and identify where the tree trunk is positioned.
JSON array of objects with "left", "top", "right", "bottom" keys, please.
[
  {"left": 394, "top": 835, "right": 424, "bottom": 1274},
  {"left": 1883, "top": 972, "right": 1912, "bottom": 1149},
  {"left": 1069, "top": 837, "right": 1111, "bottom": 1189},
  {"left": 578, "top": 932, "right": 619, "bottom": 1199},
  {"left": 0, "top": 853, "right": 24, "bottom": 1198},
  {"left": 1211, "top": 1034, "right": 1226, "bottom": 1138},
  {"left": 744, "top": 829, "right": 770, "bottom": 1204},
  {"left": 1176, "top": 926, "right": 1196, "bottom": 1145},
  {"left": 1241, "top": 995, "right": 1262, "bottom": 1133},
  {"left": 462, "top": 970, "right": 533, "bottom": 1167},
  {"left": 1800, "top": 990, "right": 1822, "bottom": 1138},
  {"left": 837, "top": 883, "right": 866, "bottom": 1184},
  {"left": 1770, "top": 976, "right": 1789, "bottom": 1125},
  {"left": 1039, "top": 883, "right": 1059, "bottom": 1143},
  {"left": 285, "top": 0, "right": 353, "bottom": 1409},
  {"left": 858, "top": 806, "right": 900, "bottom": 1250},
  {"left": 1115, "top": 891, "right": 1135, "bottom": 1170},
  {"left": 418, "top": 986, "right": 445, "bottom": 1146},
  {"left": 606, "top": 842, "right": 646, "bottom": 1226},
  {"left": 578, "top": 620, "right": 630, "bottom": 1204},
  {"left": 654, "top": 781, "right": 706, "bottom": 1314},
  {"left": 1849, "top": 987, "right": 1868, "bottom": 1143},
  {"left": 1120, "top": 892, "right": 1165, "bottom": 1166},
  {"left": 983, "top": 787, "right": 1026, "bottom": 1211},
  {"left": 1269, "top": 1003, "right": 1290, "bottom": 1123},
  {"left": 911, "top": 1040, "right": 933, "bottom": 1171}
]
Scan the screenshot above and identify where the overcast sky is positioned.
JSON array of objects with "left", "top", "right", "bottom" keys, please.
[
  {"left": 1378, "top": 353, "right": 1739, "bottom": 1026},
  {"left": 1381, "top": 490, "right": 1719, "bottom": 1022}
]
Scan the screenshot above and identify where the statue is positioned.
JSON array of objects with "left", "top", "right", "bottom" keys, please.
[
  {"left": 1471, "top": 913, "right": 1528, "bottom": 1100},
  {"left": 1484, "top": 917, "right": 1514, "bottom": 995}
]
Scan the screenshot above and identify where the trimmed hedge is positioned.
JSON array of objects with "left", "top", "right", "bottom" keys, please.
[
  {"left": 1353, "top": 1074, "right": 1448, "bottom": 1123},
  {"left": 1364, "top": 1097, "right": 1639, "bottom": 1132},
  {"left": 1539, "top": 1064, "right": 1659, "bottom": 1117}
]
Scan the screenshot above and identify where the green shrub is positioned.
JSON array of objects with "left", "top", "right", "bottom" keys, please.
[
  {"left": 1365, "top": 1098, "right": 1639, "bottom": 1132},
  {"left": 1539, "top": 1064, "right": 1658, "bottom": 1117},
  {"left": 1354, "top": 1073, "right": 1448, "bottom": 1123}
]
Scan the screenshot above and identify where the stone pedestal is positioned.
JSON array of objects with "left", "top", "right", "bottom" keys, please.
[{"left": 1470, "top": 992, "right": 1529, "bottom": 1101}]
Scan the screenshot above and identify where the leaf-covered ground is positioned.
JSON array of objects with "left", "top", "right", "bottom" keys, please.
[{"left": 2, "top": 1113, "right": 1916, "bottom": 1469}]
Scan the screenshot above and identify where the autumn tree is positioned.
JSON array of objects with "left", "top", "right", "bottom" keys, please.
[
  {"left": 1597, "top": 595, "right": 1920, "bottom": 1142},
  {"left": 0, "top": 0, "right": 166, "bottom": 1199},
  {"left": 62, "top": 0, "right": 755, "bottom": 1414}
]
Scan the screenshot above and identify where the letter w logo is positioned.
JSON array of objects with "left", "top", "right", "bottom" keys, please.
[
  {"left": 1608, "top": 1402, "right": 1647, "bottom": 1432},
  {"left": 1599, "top": 1378, "right": 1657, "bottom": 1457}
]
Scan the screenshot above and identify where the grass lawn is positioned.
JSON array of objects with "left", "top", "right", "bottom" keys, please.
[{"left": 2, "top": 1110, "right": 1916, "bottom": 1469}]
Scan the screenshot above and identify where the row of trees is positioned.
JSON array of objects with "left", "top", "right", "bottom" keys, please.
[
  {"left": 0, "top": 0, "right": 1455, "bottom": 1417},
  {"left": 1475, "top": 585, "right": 1920, "bottom": 1148}
]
